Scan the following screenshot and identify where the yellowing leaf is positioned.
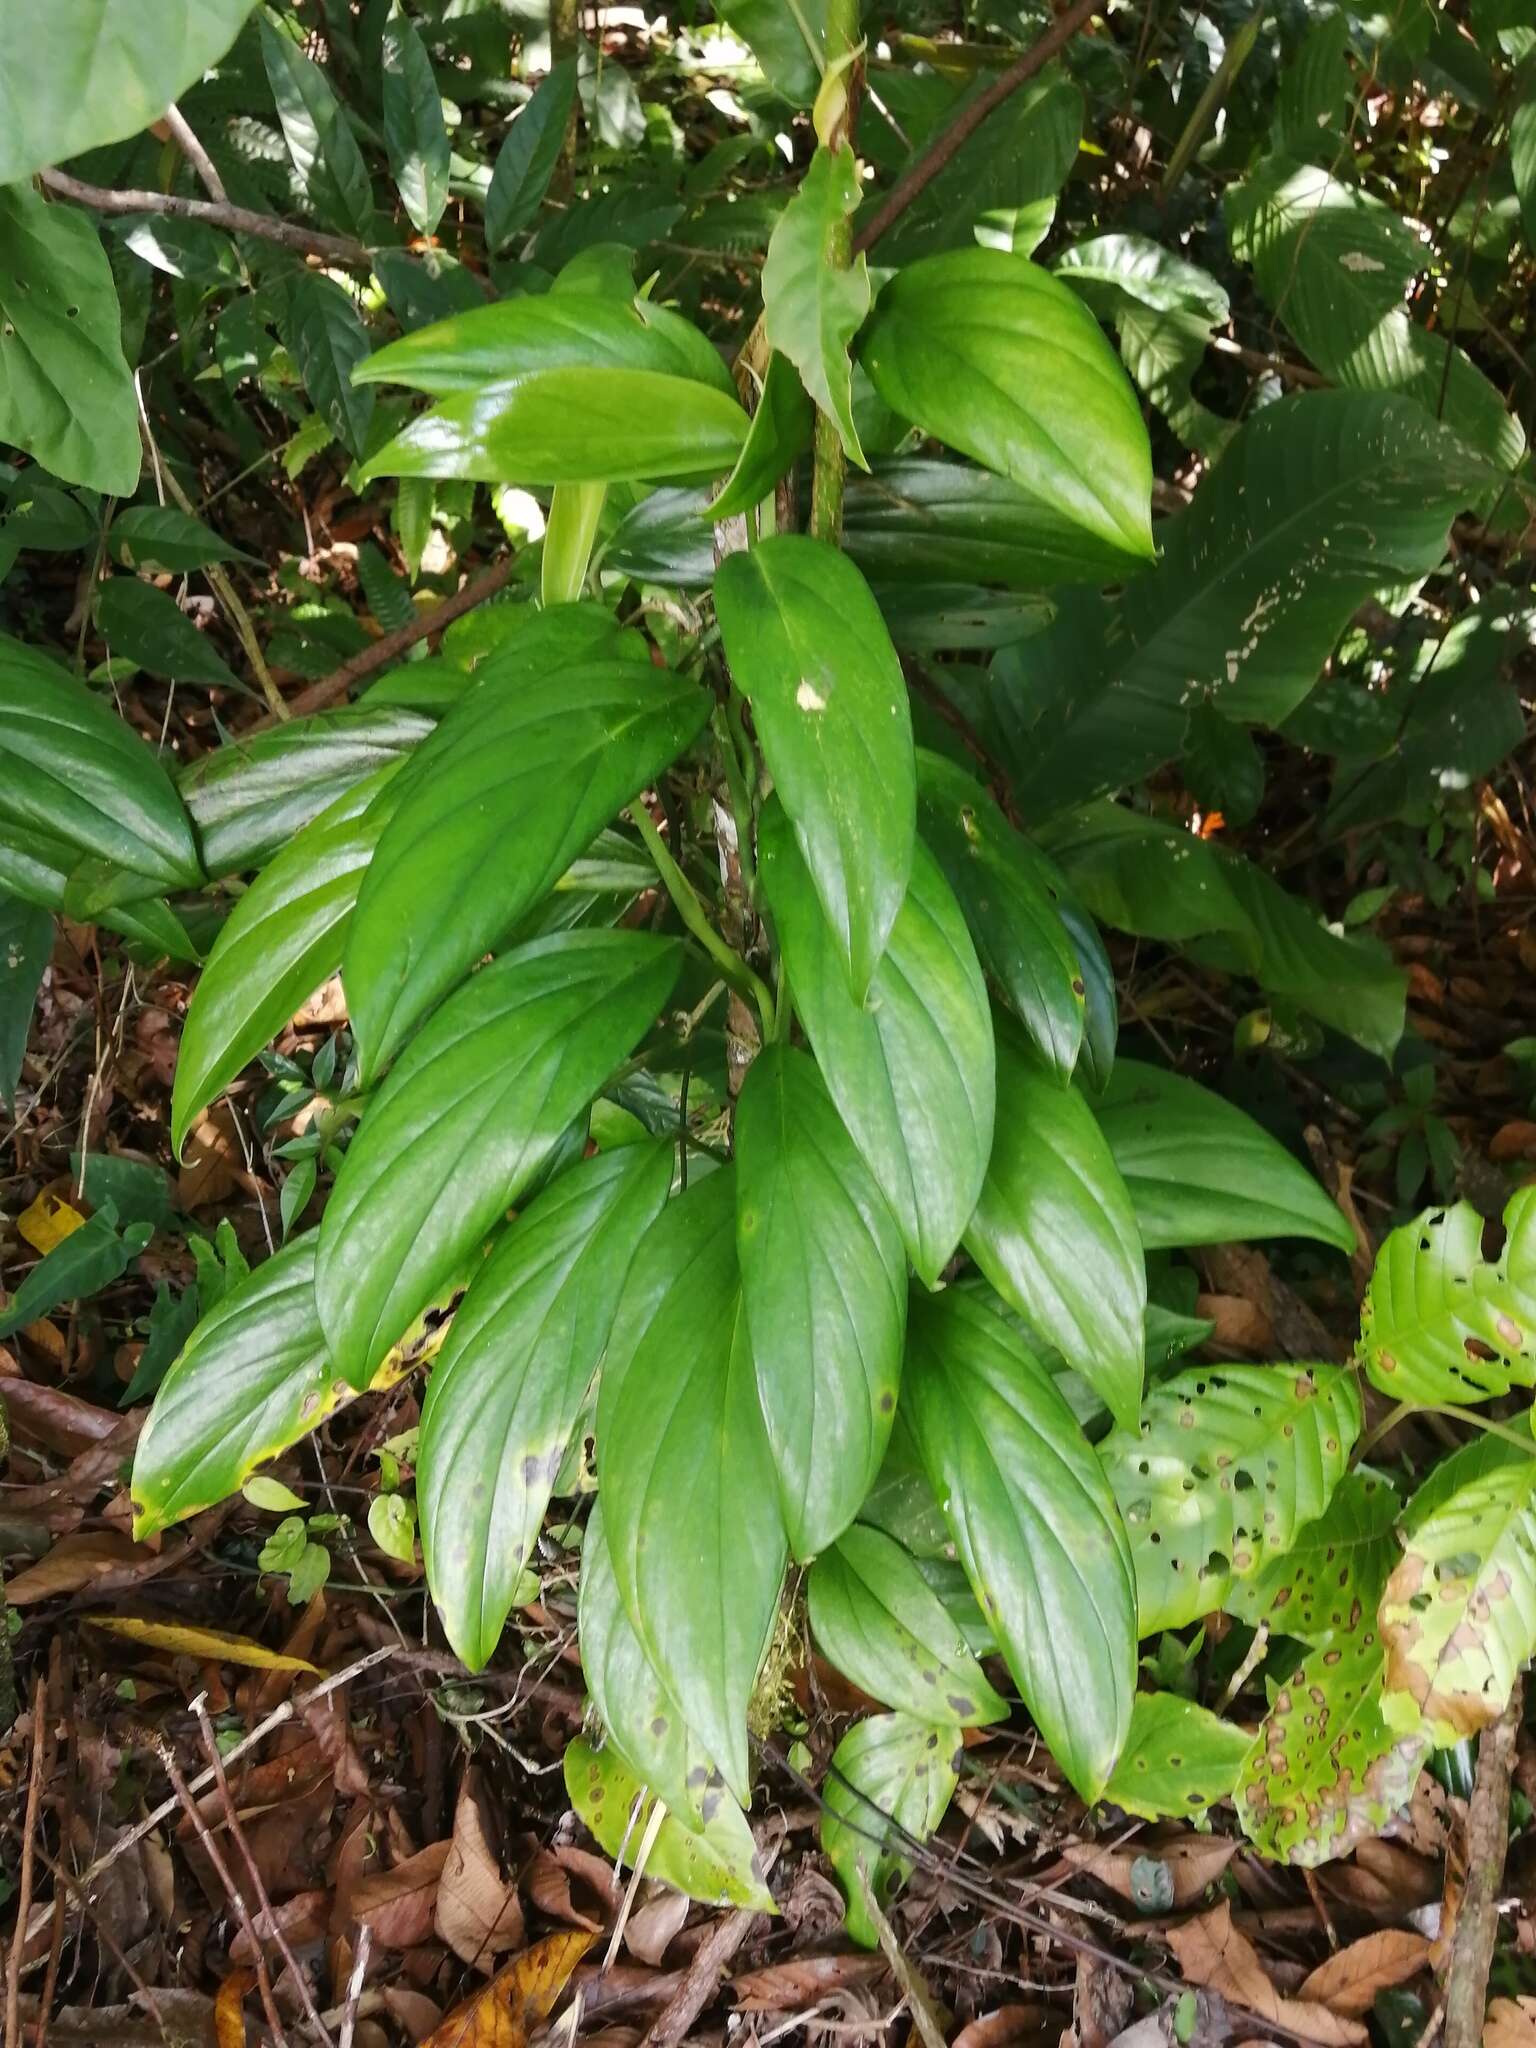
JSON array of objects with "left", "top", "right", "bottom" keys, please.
[
  {"left": 86, "top": 1616, "right": 322, "bottom": 1675},
  {"left": 420, "top": 1928, "right": 595, "bottom": 2048},
  {"left": 17, "top": 1190, "right": 85, "bottom": 1254}
]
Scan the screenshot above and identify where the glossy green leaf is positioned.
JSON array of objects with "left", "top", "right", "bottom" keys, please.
[
  {"left": 418, "top": 1144, "right": 672, "bottom": 1669},
  {"left": 596, "top": 1171, "right": 787, "bottom": 1801},
  {"left": 110, "top": 506, "right": 253, "bottom": 575},
  {"left": 717, "top": 538, "right": 913, "bottom": 999},
  {"left": 763, "top": 144, "right": 869, "bottom": 465},
  {"left": 1099, "top": 1364, "right": 1363, "bottom": 1634},
  {"left": 760, "top": 802, "right": 993, "bottom": 1288},
  {"left": 355, "top": 293, "right": 733, "bottom": 397},
  {"left": 565, "top": 1737, "right": 776, "bottom": 1912},
  {"left": 903, "top": 1289, "right": 1137, "bottom": 1800},
  {"left": 714, "top": 0, "right": 826, "bottom": 104},
  {"left": 96, "top": 578, "right": 240, "bottom": 690},
  {"left": 966, "top": 1025, "right": 1145, "bottom": 1435},
  {"left": 381, "top": 2, "right": 450, "bottom": 237},
  {"left": 0, "top": 1208, "right": 152, "bottom": 1341},
  {"left": 260, "top": 11, "right": 374, "bottom": 241},
  {"left": 287, "top": 274, "right": 375, "bottom": 460},
  {"left": 0, "top": 891, "right": 50, "bottom": 1111},
  {"left": 735, "top": 1047, "right": 906, "bottom": 1560},
  {"left": 485, "top": 59, "right": 578, "bottom": 250},
  {"left": 1360, "top": 1187, "right": 1536, "bottom": 1406},
  {"left": 1103, "top": 1691, "right": 1253, "bottom": 1821},
  {"left": 822, "top": 1713, "right": 960, "bottom": 1948},
  {"left": 317, "top": 930, "right": 681, "bottom": 1387},
  {"left": 345, "top": 652, "right": 707, "bottom": 1081},
  {"left": 0, "top": 0, "right": 257, "bottom": 185},
  {"left": 1226, "top": 1468, "right": 1400, "bottom": 1643},
  {"left": 807, "top": 1523, "right": 1007, "bottom": 1725},
  {"left": 179, "top": 704, "right": 430, "bottom": 878},
  {"left": 358, "top": 367, "right": 749, "bottom": 486},
  {"left": 708, "top": 351, "right": 814, "bottom": 522},
  {"left": 171, "top": 768, "right": 400, "bottom": 1157},
  {"left": 1093, "top": 1059, "right": 1354, "bottom": 1254},
  {"left": 859, "top": 248, "right": 1155, "bottom": 565},
  {"left": 916, "top": 751, "right": 1085, "bottom": 1080},
  {"left": 0, "top": 634, "right": 200, "bottom": 890},
  {"left": 0, "top": 183, "right": 140, "bottom": 496}
]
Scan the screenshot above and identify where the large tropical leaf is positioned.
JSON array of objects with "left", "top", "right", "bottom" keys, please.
[
  {"left": 821, "top": 1713, "right": 960, "bottom": 1948},
  {"left": 1360, "top": 1188, "right": 1536, "bottom": 1406}
]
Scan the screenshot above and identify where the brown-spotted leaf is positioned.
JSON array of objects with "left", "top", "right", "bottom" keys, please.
[{"left": 1165, "top": 1901, "right": 1368, "bottom": 2046}]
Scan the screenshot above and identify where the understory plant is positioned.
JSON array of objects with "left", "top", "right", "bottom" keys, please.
[{"left": 1, "top": 0, "right": 1535, "bottom": 1940}]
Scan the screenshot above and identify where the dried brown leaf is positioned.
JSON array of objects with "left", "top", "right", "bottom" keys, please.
[
  {"left": 732, "top": 1954, "right": 889, "bottom": 2013},
  {"left": 1165, "top": 1903, "right": 1368, "bottom": 2047},
  {"left": 435, "top": 1768, "right": 526, "bottom": 1971},
  {"left": 1485, "top": 1997, "right": 1536, "bottom": 2048},
  {"left": 954, "top": 2005, "right": 1055, "bottom": 2048},
  {"left": 6, "top": 1530, "right": 143, "bottom": 1604},
  {"left": 1064, "top": 1836, "right": 1237, "bottom": 1910},
  {"left": 528, "top": 1843, "right": 620, "bottom": 1930},
  {"left": 349, "top": 1837, "right": 452, "bottom": 1948},
  {"left": 1298, "top": 1930, "right": 1432, "bottom": 2017},
  {"left": 623, "top": 1888, "right": 689, "bottom": 1968}
]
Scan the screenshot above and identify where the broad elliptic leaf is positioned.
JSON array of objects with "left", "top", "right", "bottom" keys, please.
[
  {"left": 110, "top": 506, "right": 254, "bottom": 575},
  {"left": 1360, "top": 1188, "right": 1536, "bottom": 1406},
  {"left": 0, "top": 634, "right": 199, "bottom": 890},
  {"left": 708, "top": 351, "right": 814, "bottom": 522},
  {"left": 418, "top": 1144, "right": 672, "bottom": 1670},
  {"left": 172, "top": 768, "right": 400, "bottom": 1158},
  {"left": 1093, "top": 1059, "right": 1355, "bottom": 1254},
  {"left": 1104, "top": 1691, "right": 1253, "bottom": 1822},
  {"left": 358, "top": 368, "right": 749, "bottom": 486},
  {"left": 916, "top": 751, "right": 1085, "bottom": 1080},
  {"left": 823, "top": 1713, "right": 959, "bottom": 1947},
  {"left": 382, "top": 2, "right": 451, "bottom": 237},
  {"left": 179, "top": 704, "right": 431, "bottom": 878},
  {"left": 717, "top": 538, "right": 914, "bottom": 999},
  {"left": 903, "top": 1289, "right": 1137, "bottom": 1801},
  {"left": 1379, "top": 1437, "right": 1536, "bottom": 1745},
  {"left": 485, "top": 59, "right": 578, "bottom": 251},
  {"left": 0, "top": 184, "right": 140, "bottom": 496},
  {"left": 760, "top": 803, "right": 994, "bottom": 1288},
  {"left": 317, "top": 931, "right": 681, "bottom": 1388},
  {"left": 807, "top": 1523, "right": 1007, "bottom": 1726},
  {"left": 260, "top": 12, "right": 374, "bottom": 241},
  {"left": 1099, "top": 1364, "right": 1363, "bottom": 1634},
  {"left": 859, "top": 248, "right": 1155, "bottom": 566},
  {"left": 763, "top": 144, "right": 870, "bottom": 466},
  {"left": 596, "top": 1171, "right": 787, "bottom": 1802},
  {"left": 286, "top": 274, "right": 375, "bottom": 461},
  {"left": 965, "top": 1025, "right": 1145, "bottom": 1434},
  {"left": 0, "top": 0, "right": 257, "bottom": 185},
  {"left": 1226, "top": 1468, "right": 1400, "bottom": 1643},
  {"left": 345, "top": 652, "right": 707, "bottom": 1081},
  {"left": 736, "top": 1047, "right": 907, "bottom": 1560},
  {"left": 565, "top": 1737, "right": 775, "bottom": 1912},
  {"left": 0, "top": 891, "right": 51, "bottom": 1112},
  {"left": 96, "top": 578, "right": 240, "bottom": 690},
  {"left": 356, "top": 293, "right": 733, "bottom": 397}
]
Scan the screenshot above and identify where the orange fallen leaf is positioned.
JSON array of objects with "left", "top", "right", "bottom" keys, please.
[
  {"left": 1165, "top": 1902, "right": 1367, "bottom": 2047},
  {"left": 421, "top": 1928, "right": 595, "bottom": 2047},
  {"left": 85, "top": 1615, "right": 322, "bottom": 1674},
  {"left": 5, "top": 1531, "right": 143, "bottom": 1605},
  {"left": 1298, "top": 1929, "right": 1432, "bottom": 2017},
  {"left": 17, "top": 1191, "right": 85, "bottom": 1255},
  {"left": 214, "top": 1965, "right": 256, "bottom": 2048},
  {"left": 1486, "top": 1997, "right": 1536, "bottom": 2048}
]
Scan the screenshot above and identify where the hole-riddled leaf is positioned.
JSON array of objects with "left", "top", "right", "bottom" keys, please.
[
  {"left": 1225, "top": 1469, "right": 1400, "bottom": 1643},
  {"left": 821, "top": 1712, "right": 960, "bottom": 1948},
  {"left": 1361, "top": 1187, "right": 1536, "bottom": 1406}
]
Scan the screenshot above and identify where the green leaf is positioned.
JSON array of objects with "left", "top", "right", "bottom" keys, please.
[
  {"left": 807, "top": 1523, "right": 1008, "bottom": 1725},
  {"left": 0, "top": 0, "right": 257, "bottom": 185},
  {"left": 260, "top": 10, "right": 374, "bottom": 241},
  {"left": 1103, "top": 1692, "right": 1253, "bottom": 1822},
  {"left": 735, "top": 1046, "right": 907, "bottom": 1560},
  {"left": 110, "top": 506, "right": 253, "bottom": 574},
  {"left": 381, "top": 2, "right": 450, "bottom": 237},
  {"left": 286, "top": 274, "right": 375, "bottom": 460},
  {"left": 0, "top": 1208, "right": 152, "bottom": 1340},
  {"left": 1514, "top": 85, "right": 1536, "bottom": 248},
  {"left": 708, "top": 351, "right": 815, "bottom": 522},
  {"left": 716, "top": 537, "right": 914, "bottom": 1000},
  {"left": 368, "top": 1489, "right": 417, "bottom": 1563},
  {"left": 760, "top": 802, "right": 994, "bottom": 1288},
  {"left": 822, "top": 1713, "right": 960, "bottom": 1948},
  {"left": 1226, "top": 1468, "right": 1400, "bottom": 1643},
  {"left": 596, "top": 1171, "right": 787, "bottom": 1802},
  {"left": 0, "top": 634, "right": 200, "bottom": 891},
  {"left": 0, "top": 892, "right": 50, "bottom": 1111},
  {"left": 485, "top": 60, "right": 578, "bottom": 251},
  {"left": 903, "top": 1289, "right": 1137, "bottom": 1800},
  {"left": 1379, "top": 1437, "right": 1536, "bottom": 1745},
  {"left": 916, "top": 751, "right": 1086, "bottom": 1080},
  {"left": 418, "top": 1143, "right": 672, "bottom": 1669},
  {"left": 763, "top": 144, "right": 870, "bottom": 465},
  {"left": 317, "top": 929, "right": 681, "bottom": 1387},
  {"left": 344, "top": 649, "right": 707, "bottom": 1082},
  {"left": 859, "top": 248, "right": 1155, "bottom": 565},
  {"left": 360, "top": 367, "right": 749, "bottom": 487},
  {"left": 1360, "top": 1188, "right": 1536, "bottom": 1406},
  {"left": 178, "top": 704, "right": 430, "bottom": 878},
  {"left": 0, "top": 183, "right": 140, "bottom": 497},
  {"left": 171, "top": 768, "right": 400, "bottom": 1157},
  {"left": 96, "top": 579, "right": 240, "bottom": 690},
  {"left": 565, "top": 1736, "right": 776, "bottom": 1912},
  {"left": 714, "top": 0, "right": 826, "bottom": 104},
  {"left": 965, "top": 1025, "right": 1145, "bottom": 1435},
  {"left": 1099, "top": 1364, "right": 1363, "bottom": 1635},
  {"left": 355, "top": 293, "right": 733, "bottom": 397},
  {"left": 1092, "top": 1060, "right": 1355, "bottom": 1254},
  {"left": 71, "top": 1152, "right": 173, "bottom": 1232}
]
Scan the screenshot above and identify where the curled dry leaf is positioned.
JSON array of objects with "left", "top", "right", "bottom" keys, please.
[
  {"left": 1063, "top": 1835, "right": 1237, "bottom": 1911},
  {"left": 528, "top": 1842, "right": 621, "bottom": 1930},
  {"left": 1164, "top": 1902, "right": 1369, "bottom": 2047},
  {"left": 435, "top": 1767, "right": 526, "bottom": 1971},
  {"left": 214, "top": 1968, "right": 257, "bottom": 2048},
  {"left": 731, "top": 1953, "right": 889, "bottom": 2012},
  {"left": 420, "top": 1928, "right": 596, "bottom": 2048},
  {"left": 623, "top": 1887, "right": 689, "bottom": 1967},
  {"left": 230, "top": 1889, "right": 330, "bottom": 1964},
  {"left": 1485, "top": 1998, "right": 1536, "bottom": 2048},
  {"left": 1296, "top": 1929, "right": 1432, "bottom": 2017},
  {"left": 347, "top": 1836, "right": 452, "bottom": 1948},
  {"left": 953, "top": 2005, "right": 1055, "bottom": 2048},
  {"left": 5, "top": 1529, "right": 144, "bottom": 1604}
]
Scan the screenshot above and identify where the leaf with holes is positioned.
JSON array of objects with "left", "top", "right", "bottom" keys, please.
[
  {"left": 565, "top": 1736, "right": 775, "bottom": 1912},
  {"left": 1099, "top": 1364, "right": 1363, "bottom": 1635},
  {"left": 1226, "top": 1469, "right": 1401, "bottom": 1643},
  {"left": 821, "top": 1713, "right": 960, "bottom": 1948},
  {"left": 1361, "top": 1188, "right": 1536, "bottom": 1406},
  {"left": 419, "top": 1144, "right": 672, "bottom": 1670},
  {"left": 1103, "top": 1692, "right": 1253, "bottom": 1822}
]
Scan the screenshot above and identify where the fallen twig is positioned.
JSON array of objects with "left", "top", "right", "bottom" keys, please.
[{"left": 3, "top": 1678, "right": 48, "bottom": 2048}]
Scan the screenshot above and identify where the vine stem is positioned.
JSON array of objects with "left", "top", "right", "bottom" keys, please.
[
  {"left": 627, "top": 801, "right": 775, "bottom": 1030},
  {"left": 807, "top": 0, "right": 864, "bottom": 544},
  {"left": 1355, "top": 1395, "right": 1536, "bottom": 1463}
]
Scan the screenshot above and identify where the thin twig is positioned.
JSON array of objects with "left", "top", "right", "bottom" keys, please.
[
  {"left": 337, "top": 1927, "right": 371, "bottom": 2048},
  {"left": 161, "top": 105, "right": 228, "bottom": 203},
  {"left": 3, "top": 1678, "right": 48, "bottom": 2048},
  {"left": 38, "top": 168, "right": 369, "bottom": 267},
  {"left": 1444, "top": 1680, "right": 1523, "bottom": 2048},
  {"left": 853, "top": 0, "right": 1102, "bottom": 252}
]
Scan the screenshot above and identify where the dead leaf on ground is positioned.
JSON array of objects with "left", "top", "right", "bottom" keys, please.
[
  {"left": 1298, "top": 1929, "right": 1432, "bottom": 2017},
  {"left": 953, "top": 2006, "right": 1055, "bottom": 2048},
  {"left": 1165, "top": 1903, "right": 1368, "bottom": 2047},
  {"left": 623, "top": 1887, "right": 688, "bottom": 1967},
  {"left": 177, "top": 1103, "right": 245, "bottom": 1210},
  {"left": 87, "top": 1615, "right": 322, "bottom": 1674},
  {"left": 1, "top": 1375, "right": 123, "bottom": 1456},
  {"left": 1194, "top": 1293, "right": 1274, "bottom": 1354},
  {"left": 1486, "top": 1997, "right": 1536, "bottom": 2048},
  {"left": 731, "top": 1954, "right": 886, "bottom": 2011},
  {"left": 421, "top": 1928, "right": 595, "bottom": 2048},
  {"left": 230, "top": 1890, "right": 330, "bottom": 1964},
  {"left": 214, "top": 1967, "right": 256, "bottom": 2048},
  {"left": 528, "top": 1842, "right": 621, "bottom": 1930},
  {"left": 1064, "top": 1836, "right": 1237, "bottom": 1910},
  {"left": 348, "top": 1837, "right": 452, "bottom": 1948},
  {"left": 435, "top": 1768, "right": 526, "bottom": 1971},
  {"left": 5, "top": 1530, "right": 144, "bottom": 1604},
  {"left": 1318, "top": 1839, "right": 1440, "bottom": 1920}
]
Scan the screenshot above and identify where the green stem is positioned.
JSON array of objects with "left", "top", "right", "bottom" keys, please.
[
  {"left": 542, "top": 482, "right": 606, "bottom": 605},
  {"left": 628, "top": 801, "right": 774, "bottom": 1030},
  {"left": 807, "top": 0, "right": 863, "bottom": 544},
  {"left": 1355, "top": 1395, "right": 1536, "bottom": 1464}
]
